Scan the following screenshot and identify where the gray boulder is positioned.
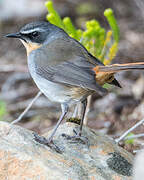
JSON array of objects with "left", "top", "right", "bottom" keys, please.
[{"left": 0, "top": 121, "right": 133, "bottom": 180}]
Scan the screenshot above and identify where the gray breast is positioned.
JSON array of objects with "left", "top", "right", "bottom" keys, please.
[{"left": 27, "top": 53, "right": 75, "bottom": 104}]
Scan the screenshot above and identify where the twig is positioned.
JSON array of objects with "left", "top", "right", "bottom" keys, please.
[
  {"left": 133, "top": 149, "right": 143, "bottom": 154},
  {"left": 72, "top": 95, "right": 91, "bottom": 126},
  {"left": 2, "top": 72, "right": 30, "bottom": 92},
  {"left": 125, "top": 133, "right": 144, "bottom": 140},
  {"left": 134, "top": 0, "right": 144, "bottom": 18},
  {"left": 72, "top": 104, "right": 78, "bottom": 118},
  {"left": 83, "top": 95, "right": 91, "bottom": 125},
  {"left": 115, "top": 118, "right": 144, "bottom": 143},
  {"left": 78, "top": 103, "right": 82, "bottom": 119},
  {"left": 0, "top": 65, "right": 27, "bottom": 73},
  {"left": 11, "top": 91, "right": 42, "bottom": 124}
]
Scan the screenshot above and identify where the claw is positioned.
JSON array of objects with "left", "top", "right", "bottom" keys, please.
[
  {"left": 61, "top": 129, "right": 89, "bottom": 146},
  {"left": 33, "top": 132, "right": 63, "bottom": 153}
]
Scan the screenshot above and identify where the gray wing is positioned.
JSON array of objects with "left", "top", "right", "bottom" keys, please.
[{"left": 36, "top": 57, "right": 107, "bottom": 96}]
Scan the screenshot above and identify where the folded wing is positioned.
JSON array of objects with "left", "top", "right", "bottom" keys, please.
[{"left": 36, "top": 57, "right": 107, "bottom": 96}]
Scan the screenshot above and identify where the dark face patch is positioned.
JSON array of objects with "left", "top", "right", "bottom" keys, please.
[
  {"left": 19, "top": 21, "right": 61, "bottom": 44},
  {"left": 106, "top": 152, "right": 132, "bottom": 176},
  {"left": 20, "top": 31, "right": 46, "bottom": 44}
]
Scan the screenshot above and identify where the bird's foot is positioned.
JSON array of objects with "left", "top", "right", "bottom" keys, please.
[
  {"left": 33, "top": 132, "right": 62, "bottom": 153},
  {"left": 61, "top": 129, "right": 89, "bottom": 145}
]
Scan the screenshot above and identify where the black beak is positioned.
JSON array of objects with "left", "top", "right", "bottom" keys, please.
[{"left": 5, "top": 32, "right": 21, "bottom": 39}]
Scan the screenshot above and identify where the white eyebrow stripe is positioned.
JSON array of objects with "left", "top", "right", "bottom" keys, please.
[{"left": 20, "top": 28, "right": 43, "bottom": 34}]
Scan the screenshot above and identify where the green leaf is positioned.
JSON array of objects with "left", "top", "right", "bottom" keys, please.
[
  {"left": 0, "top": 100, "right": 7, "bottom": 120},
  {"left": 124, "top": 133, "right": 135, "bottom": 144},
  {"left": 104, "top": 8, "right": 119, "bottom": 43}
]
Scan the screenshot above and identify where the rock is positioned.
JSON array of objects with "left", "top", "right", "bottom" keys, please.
[
  {"left": 133, "top": 150, "right": 144, "bottom": 180},
  {"left": 0, "top": 121, "right": 133, "bottom": 180}
]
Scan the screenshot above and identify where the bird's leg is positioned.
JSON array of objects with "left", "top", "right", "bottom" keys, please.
[
  {"left": 79, "top": 98, "right": 87, "bottom": 136},
  {"left": 62, "top": 99, "right": 89, "bottom": 145},
  {"left": 33, "top": 104, "right": 68, "bottom": 153}
]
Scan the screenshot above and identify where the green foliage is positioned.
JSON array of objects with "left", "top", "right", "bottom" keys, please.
[
  {"left": 124, "top": 133, "right": 135, "bottom": 145},
  {"left": 104, "top": 9, "right": 119, "bottom": 43},
  {"left": 45, "top": 1, "right": 119, "bottom": 65},
  {"left": 0, "top": 100, "right": 7, "bottom": 121},
  {"left": 76, "top": 2, "right": 98, "bottom": 15}
]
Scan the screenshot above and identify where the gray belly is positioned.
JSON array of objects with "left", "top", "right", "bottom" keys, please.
[
  {"left": 28, "top": 60, "right": 75, "bottom": 104},
  {"left": 33, "top": 75, "right": 73, "bottom": 103}
]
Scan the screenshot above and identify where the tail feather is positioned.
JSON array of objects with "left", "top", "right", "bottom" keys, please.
[
  {"left": 94, "top": 62, "right": 144, "bottom": 73},
  {"left": 110, "top": 78, "right": 122, "bottom": 88},
  {"left": 93, "top": 62, "right": 144, "bottom": 86}
]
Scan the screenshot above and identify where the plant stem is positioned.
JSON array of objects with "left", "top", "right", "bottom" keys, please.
[
  {"left": 11, "top": 91, "right": 42, "bottom": 124},
  {"left": 115, "top": 118, "right": 144, "bottom": 143}
]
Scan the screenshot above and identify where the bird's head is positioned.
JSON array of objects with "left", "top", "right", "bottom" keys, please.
[{"left": 6, "top": 21, "right": 62, "bottom": 55}]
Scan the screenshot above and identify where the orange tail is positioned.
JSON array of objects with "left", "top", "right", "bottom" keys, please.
[
  {"left": 93, "top": 62, "right": 144, "bottom": 86},
  {"left": 94, "top": 62, "right": 144, "bottom": 73}
]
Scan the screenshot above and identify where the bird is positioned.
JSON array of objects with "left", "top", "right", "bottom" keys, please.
[{"left": 6, "top": 21, "right": 144, "bottom": 152}]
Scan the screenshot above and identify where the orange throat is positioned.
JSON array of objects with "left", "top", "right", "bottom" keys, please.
[{"left": 21, "top": 40, "right": 42, "bottom": 56}]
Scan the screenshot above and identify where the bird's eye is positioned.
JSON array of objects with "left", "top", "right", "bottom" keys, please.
[{"left": 31, "top": 31, "right": 39, "bottom": 37}]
